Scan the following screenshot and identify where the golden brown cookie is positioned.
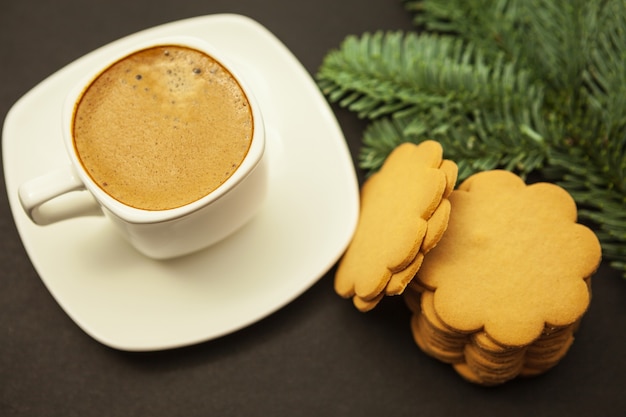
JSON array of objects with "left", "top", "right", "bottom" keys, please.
[
  {"left": 464, "top": 341, "right": 526, "bottom": 385},
  {"left": 411, "top": 313, "right": 465, "bottom": 364},
  {"left": 410, "top": 290, "right": 469, "bottom": 363},
  {"left": 439, "top": 159, "right": 458, "bottom": 199},
  {"left": 418, "top": 198, "right": 452, "bottom": 255},
  {"left": 452, "top": 362, "right": 485, "bottom": 385},
  {"left": 403, "top": 283, "right": 423, "bottom": 314},
  {"left": 384, "top": 253, "right": 425, "bottom": 296},
  {"left": 521, "top": 334, "right": 575, "bottom": 377},
  {"left": 335, "top": 141, "right": 457, "bottom": 310},
  {"left": 416, "top": 170, "right": 601, "bottom": 347},
  {"left": 352, "top": 292, "right": 385, "bottom": 312}
]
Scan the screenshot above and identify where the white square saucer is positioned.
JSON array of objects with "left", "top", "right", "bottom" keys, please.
[{"left": 2, "top": 14, "right": 359, "bottom": 351}]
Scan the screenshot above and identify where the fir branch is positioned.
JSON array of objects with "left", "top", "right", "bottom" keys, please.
[
  {"left": 318, "top": 31, "right": 549, "bottom": 178},
  {"left": 542, "top": 0, "right": 626, "bottom": 276},
  {"left": 404, "top": 0, "right": 528, "bottom": 62},
  {"left": 545, "top": 135, "right": 626, "bottom": 273},
  {"left": 361, "top": 105, "right": 548, "bottom": 180},
  {"left": 318, "top": 32, "right": 465, "bottom": 119},
  {"left": 317, "top": 0, "right": 626, "bottom": 278},
  {"left": 405, "top": 0, "right": 601, "bottom": 100}
]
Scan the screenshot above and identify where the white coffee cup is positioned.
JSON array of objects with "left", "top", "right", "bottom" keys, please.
[{"left": 18, "top": 36, "right": 268, "bottom": 259}]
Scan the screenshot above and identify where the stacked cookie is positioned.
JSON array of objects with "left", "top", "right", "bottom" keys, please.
[
  {"left": 407, "top": 170, "right": 600, "bottom": 385},
  {"left": 405, "top": 280, "right": 589, "bottom": 385},
  {"left": 335, "top": 144, "right": 602, "bottom": 386},
  {"left": 334, "top": 141, "right": 457, "bottom": 311}
]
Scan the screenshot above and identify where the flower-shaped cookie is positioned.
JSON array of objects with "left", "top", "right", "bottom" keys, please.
[
  {"left": 416, "top": 170, "right": 601, "bottom": 347},
  {"left": 334, "top": 141, "right": 457, "bottom": 311}
]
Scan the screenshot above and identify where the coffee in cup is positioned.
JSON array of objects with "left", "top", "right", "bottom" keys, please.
[
  {"left": 18, "top": 36, "right": 267, "bottom": 259},
  {"left": 73, "top": 45, "right": 253, "bottom": 211}
]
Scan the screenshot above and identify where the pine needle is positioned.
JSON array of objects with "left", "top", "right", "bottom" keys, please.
[{"left": 317, "top": 0, "right": 626, "bottom": 278}]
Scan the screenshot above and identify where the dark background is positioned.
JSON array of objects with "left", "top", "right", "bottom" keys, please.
[{"left": 1, "top": 1, "right": 625, "bottom": 416}]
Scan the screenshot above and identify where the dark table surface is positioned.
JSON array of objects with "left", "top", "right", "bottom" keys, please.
[{"left": 2, "top": 1, "right": 626, "bottom": 416}]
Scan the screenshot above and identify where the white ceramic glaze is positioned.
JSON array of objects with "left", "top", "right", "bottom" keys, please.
[
  {"left": 2, "top": 14, "right": 359, "bottom": 351},
  {"left": 18, "top": 35, "right": 268, "bottom": 259}
]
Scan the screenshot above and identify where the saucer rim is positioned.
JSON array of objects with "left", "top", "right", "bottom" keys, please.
[{"left": 2, "top": 14, "right": 360, "bottom": 351}]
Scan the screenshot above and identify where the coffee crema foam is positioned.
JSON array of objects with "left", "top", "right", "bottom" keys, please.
[{"left": 73, "top": 45, "right": 253, "bottom": 211}]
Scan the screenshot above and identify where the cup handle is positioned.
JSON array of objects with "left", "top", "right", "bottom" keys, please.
[{"left": 18, "top": 165, "right": 100, "bottom": 225}]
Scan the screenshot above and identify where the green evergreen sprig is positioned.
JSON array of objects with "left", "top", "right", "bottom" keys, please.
[{"left": 317, "top": 0, "right": 626, "bottom": 278}]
